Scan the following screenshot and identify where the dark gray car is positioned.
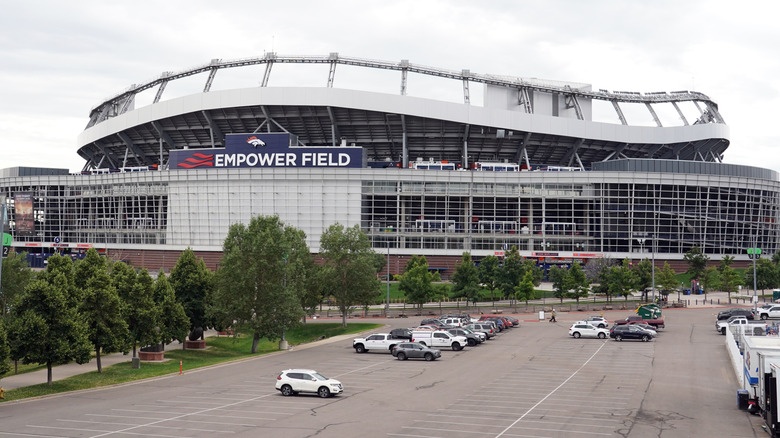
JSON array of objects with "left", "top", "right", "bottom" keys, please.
[{"left": 391, "top": 342, "right": 442, "bottom": 361}]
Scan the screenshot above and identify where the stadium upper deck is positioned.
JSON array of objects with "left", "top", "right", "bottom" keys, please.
[{"left": 77, "top": 53, "right": 729, "bottom": 172}]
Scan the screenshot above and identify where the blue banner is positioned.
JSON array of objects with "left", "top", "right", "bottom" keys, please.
[{"left": 169, "top": 133, "right": 364, "bottom": 169}]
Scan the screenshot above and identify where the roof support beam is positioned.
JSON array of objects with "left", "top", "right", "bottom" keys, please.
[
  {"left": 462, "top": 125, "right": 470, "bottom": 168},
  {"left": 518, "top": 87, "right": 532, "bottom": 113},
  {"left": 203, "top": 67, "right": 218, "bottom": 92},
  {"left": 261, "top": 53, "right": 276, "bottom": 87},
  {"left": 400, "top": 59, "right": 409, "bottom": 95},
  {"left": 327, "top": 107, "right": 341, "bottom": 146},
  {"left": 462, "top": 70, "right": 470, "bottom": 104},
  {"left": 401, "top": 114, "right": 408, "bottom": 167},
  {"left": 612, "top": 100, "right": 628, "bottom": 125},
  {"left": 645, "top": 103, "right": 662, "bottom": 127},
  {"left": 153, "top": 80, "right": 168, "bottom": 103},
  {"left": 116, "top": 132, "right": 147, "bottom": 166},
  {"left": 671, "top": 102, "right": 689, "bottom": 125},
  {"left": 327, "top": 53, "right": 339, "bottom": 87},
  {"left": 513, "top": 132, "right": 532, "bottom": 164},
  {"left": 201, "top": 111, "right": 224, "bottom": 148},
  {"left": 90, "top": 141, "right": 118, "bottom": 169},
  {"left": 560, "top": 138, "right": 584, "bottom": 166},
  {"left": 151, "top": 121, "right": 177, "bottom": 150}
]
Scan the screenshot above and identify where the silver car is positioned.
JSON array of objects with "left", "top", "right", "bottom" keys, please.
[{"left": 391, "top": 342, "right": 442, "bottom": 361}]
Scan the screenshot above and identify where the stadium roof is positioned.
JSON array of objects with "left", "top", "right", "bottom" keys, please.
[{"left": 77, "top": 53, "right": 729, "bottom": 171}]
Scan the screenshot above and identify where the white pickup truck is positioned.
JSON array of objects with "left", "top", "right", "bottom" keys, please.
[
  {"left": 353, "top": 333, "right": 405, "bottom": 353},
  {"left": 757, "top": 305, "right": 780, "bottom": 320},
  {"left": 411, "top": 330, "right": 468, "bottom": 351},
  {"left": 715, "top": 316, "right": 767, "bottom": 335}
]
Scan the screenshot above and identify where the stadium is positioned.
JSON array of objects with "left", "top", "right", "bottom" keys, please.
[{"left": 1, "top": 53, "right": 778, "bottom": 276}]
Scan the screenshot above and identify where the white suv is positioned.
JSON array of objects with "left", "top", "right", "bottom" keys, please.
[{"left": 275, "top": 369, "right": 343, "bottom": 398}]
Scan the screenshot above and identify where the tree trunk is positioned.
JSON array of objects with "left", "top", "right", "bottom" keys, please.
[
  {"left": 47, "top": 361, "right": 53, "bottom": 386},
  {"left": 96, "top": 344, "right": 103, "bottom": 373},
  {"left": 251, "top": 333, "right": 260, "bottom": 354}
]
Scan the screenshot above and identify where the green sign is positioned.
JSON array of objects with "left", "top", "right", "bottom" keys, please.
[
  {"left": 2, "top": 232, "right": 11, "bottom": 246},
  {"left": 748, "top": 248, "right": 762, "bottom": 259}
]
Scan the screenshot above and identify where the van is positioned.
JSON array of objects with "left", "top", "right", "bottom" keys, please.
[{"left": 411, "top": 330, "right": 467, "bottom": 351}]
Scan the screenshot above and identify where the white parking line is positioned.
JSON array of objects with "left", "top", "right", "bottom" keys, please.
[{"left": 494, "top": 341, "right": 608, "bottom": 438}]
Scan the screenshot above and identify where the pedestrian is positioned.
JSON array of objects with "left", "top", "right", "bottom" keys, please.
[{"left": 550, "top": 308, "right": 556, "bottom": 322}]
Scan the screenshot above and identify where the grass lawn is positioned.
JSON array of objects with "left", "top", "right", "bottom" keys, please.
[{"left": 0, "top": 322, "right": 381, "bottom": 402}]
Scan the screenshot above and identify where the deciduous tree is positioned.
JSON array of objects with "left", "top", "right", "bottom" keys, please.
[
  {"left": 684, "top": 246, "right": 709, "bottom": 280},
  {"left": 170, "top": 248, "right": 214, "bottom": 339},
  {"left": 0, "top": 251, "right": 32, "bottom": 317},
  {"left": 77, "top": 249, "right": 128, "bottom": 373},
  {"left": 451, "top": 253, "right": 481, "bottom": 306},
  {"left": 6, "top": 272, "right": 91, "bottom": 385},
  {"left": 477, "top": 255, "right": 500, "bottom": 305},
  {"left": 154, "top": 272, "right": 190, "bottom": 348},
  {"left": 397, "top": 255, "right": 440, "bottom": 311},
  {"left": 318, "top": 224, "right": 382, "bottom": 327},
  {"left": 212, "top": 215, "right": 309, "bottom": 352}
]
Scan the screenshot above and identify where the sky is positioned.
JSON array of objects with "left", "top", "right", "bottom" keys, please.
[{"left": 1, "top": 0, "right": 778, "bottom": 173}]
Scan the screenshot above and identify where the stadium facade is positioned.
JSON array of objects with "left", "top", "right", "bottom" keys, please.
[{"left": 1, "top": 53, "right": 778, "bottom": 275}]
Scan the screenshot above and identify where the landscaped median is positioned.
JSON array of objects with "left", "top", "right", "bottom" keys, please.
[{"left": 0, "top": 322, "right": 381, "bottom": 402}]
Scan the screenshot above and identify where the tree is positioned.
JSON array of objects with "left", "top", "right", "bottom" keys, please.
[
  {"left": 450, "top": 253, "right": 482, "bottom": 306},
  {"left": 212, "top": 215, "right": 310, "bottom": 352},
  {"left": 397, "top": 255, "right": 440, "bottom": 310},
  {"left": 300, "top": 262, "right": 324, "bottom": 324},
  {"left": 477, "top": 255, "right": 501, "bottom": 305},
  {"left": 700, "top": 266, "right": 720, "bottom": 301},
  {"left": 6, "top": 274, "right": 91, "bottom": 385},
  {"left": 632, "top": 258, "right": 654, "bottom": 300},
  {"left": 0, "top": 320, "right": 10, "bottom": 380},
  {"left": 656, "top": 262, "right": 679, "bottom": 300},
  {"left": 514, "top": 270, "right": 537, "bottom": 304},
  {"left": 77, "top": 249, "right": 129, "bottom": 373},
  {"left": 0, "top": 251, "right": 32, "bottom": 317},
  {"left": 684, "top": 246, "right": 709, "bottom": 280},
  {"left": 549, "top": 265, "right": 568, "bottom": 303},
  {"left": 114, "top": 266, "right": 160, "bottom": 357},
  {"left": 318, "top": 224, "right": 381, "bottom": 327},
  {"left": 744, "top": 258, "right": 778, "bottom": 292},
  {"left": 498, "top": 246, "right": 524, "bottom": 303},
  {"left": 606, "top": 259, "right": 637, "bottom": 301},
  {"left": 566, "top": 262, "right": 589, "bottom": 304},
  {"left": 153, "top": 272, "right": 190, "bottom": 348},
  {"left": 719, "top": 264, "right": 741, "bottom": 303},
  {"left": 170, "top": 248, "right": 214, "bottom": 340}
]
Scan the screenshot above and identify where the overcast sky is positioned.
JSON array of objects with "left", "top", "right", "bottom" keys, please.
[{"left": 1, "top": 0, "right": 777, "bottom": 173}]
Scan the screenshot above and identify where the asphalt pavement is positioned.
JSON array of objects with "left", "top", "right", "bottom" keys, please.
[{"left": 0, "top": 289, "right": 762, "bottom": 392}]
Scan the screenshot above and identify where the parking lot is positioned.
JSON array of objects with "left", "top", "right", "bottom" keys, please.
[{"left": 0, "top": 307, "right": 767, "bottom": 437}]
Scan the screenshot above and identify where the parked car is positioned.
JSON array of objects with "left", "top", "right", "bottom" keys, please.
[
  {"left": 391, "top": 342, "right": 442, "bottom": 361},
  {"left": 479, "top": 316, "right": 506, "bottom": 331},
  {"left": 609, "top": 324, "right": 656, "bottom": 342},
  {"left": 716, "top": 308, "right": 755, "bottom": 320},
  {"left": 569, "top": 323, "right": 609, "bottom": 339},
  {"left": 582, "top": 316, "right": 610, "bottom": 328},
  {"left": 446, "top": 327, "right": 484, "bottom": 346},
  {"left": 275, "top": 369, "right": 343, "bottom": 398},
  {"left": 465, "top": 323, "right": 495, "bottom": 339},
  {"left": 389, "top": 328, "right": 413, "bottom": 340}
]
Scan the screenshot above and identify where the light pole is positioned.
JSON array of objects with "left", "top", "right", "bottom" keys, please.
[
  {"left": 636, "top": 237, "right": 646, "bottom": 301},
  {"left": 386, "top": 244, "right": 390, "bottom": 316}
]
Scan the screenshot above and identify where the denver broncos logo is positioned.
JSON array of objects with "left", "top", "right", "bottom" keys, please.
[
  {"left": 247, "top": 136, "right": 266, "bottom": 147},
  {"left": 177, "top": 153, "right": 214, "bottom": 168}
]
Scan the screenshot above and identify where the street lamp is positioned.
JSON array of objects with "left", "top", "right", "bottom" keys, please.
[
  {"left": 386, "top": 243, "right": 390, "bottom": 316},
  {"left": 636, "top": 237, "right": 647, "bottom": 302}
]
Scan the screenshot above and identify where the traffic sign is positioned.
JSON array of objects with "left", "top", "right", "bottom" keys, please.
[
  {"left": 2, "top": 246, "right": 8, "bottom": 258},
  {"left": 748, "top": 248, "right": 763, "bottom": 259},
  {"left": 2, "top": 232, "right": 11, "bottom": 246}
]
